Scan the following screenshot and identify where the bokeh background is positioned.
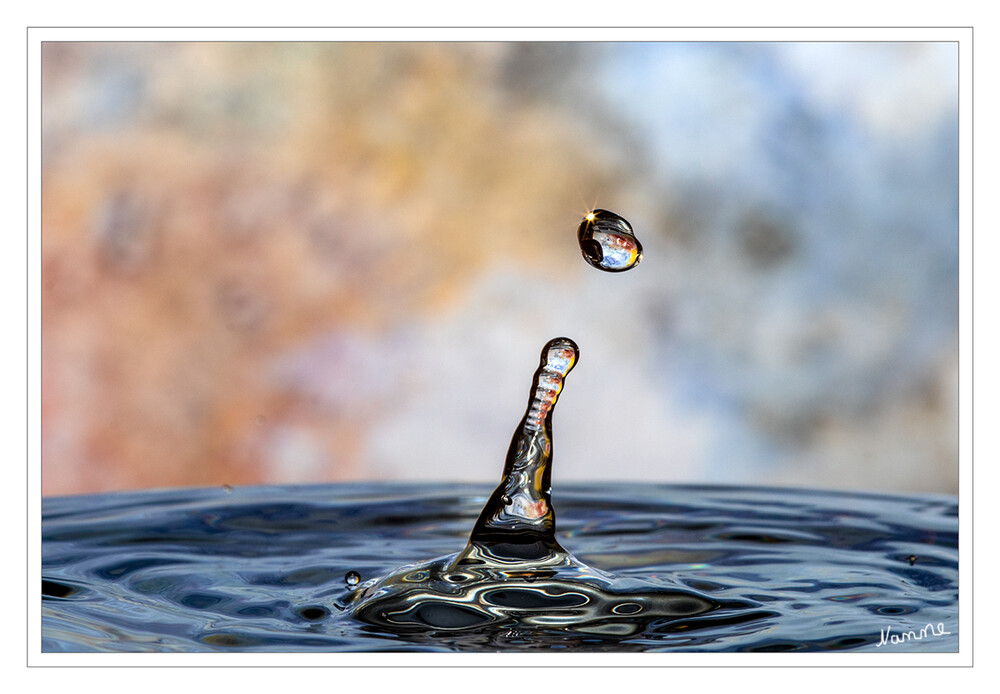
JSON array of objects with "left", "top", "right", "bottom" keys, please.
[{"left": 40, "top": 41, "right": 958, "bottom": 496}]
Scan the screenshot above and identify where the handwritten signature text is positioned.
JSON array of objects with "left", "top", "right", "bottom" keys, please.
[{"left": 877, "top": 622, "right": 951, "bottom": 647}]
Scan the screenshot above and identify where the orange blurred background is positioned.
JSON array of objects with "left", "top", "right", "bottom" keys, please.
[{"left": 41, "top": 42, "right": 959, "bottom": 496}]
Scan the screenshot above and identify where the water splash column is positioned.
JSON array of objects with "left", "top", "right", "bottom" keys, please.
[{"left": 467, "top": 337, "right": 579, "bottom": 560}]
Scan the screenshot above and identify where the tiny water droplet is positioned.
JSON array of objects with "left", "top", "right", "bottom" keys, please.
[
  {"left": 345, "top": 571, "right": 361, "bottom": 587},
  {"left": 500, "top": 494, "right": 512, "bottom": 505},
  {"left": 221, "top": 484, "right": 233, "bottom": 494},
  {"left": 907, "top": 555, "right": 918, "bottom": 566},
  {"left": 578, "top": 209, "right": 643, "bottom": 272}
]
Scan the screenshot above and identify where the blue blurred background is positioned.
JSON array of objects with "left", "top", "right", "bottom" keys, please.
[{"left": 41, "top": 41, "right": 958, "bottom": 495}]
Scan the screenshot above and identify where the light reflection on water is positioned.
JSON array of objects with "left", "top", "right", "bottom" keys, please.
[{"left": 42, "top": 482, "right": 957, "bottom": 653}]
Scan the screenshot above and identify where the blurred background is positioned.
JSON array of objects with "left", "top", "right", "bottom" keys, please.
[{"left": 40, "top": 41, "right": 958, "bottom": 496}]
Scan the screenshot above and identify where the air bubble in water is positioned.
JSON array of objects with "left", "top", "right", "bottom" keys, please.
[{"left": 578, "top": 209, "right": 642, "bottom": 272}]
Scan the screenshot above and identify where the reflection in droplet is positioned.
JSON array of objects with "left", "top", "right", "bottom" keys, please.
[{"left": 578, "top": 209, "right": 643, "bottom": 272}]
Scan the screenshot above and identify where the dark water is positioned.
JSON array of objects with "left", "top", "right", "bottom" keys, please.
[{"left": 41, "top": 482, "right": 958, "bottom": 652}]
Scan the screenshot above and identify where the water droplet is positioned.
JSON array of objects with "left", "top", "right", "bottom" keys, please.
[
  {"left": 221, "top": 484, "right": 233, "bottom": 494},
  {"left": 345, "top": 571, "right": 361, "bottom": 587},
  {"left": 500, "top": 494, "right": 512, "bottom": 505},
  {"left": 578, "top": 209, "right": 642, "bottom": 272},
  {"left": 907, "top": 555, "right": 918, "bottom": 566}
]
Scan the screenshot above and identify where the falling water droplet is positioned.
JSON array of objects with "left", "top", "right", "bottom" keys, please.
[
  {"left": 345, "top": 571, "right": 361, "bottom": 587},
  {"left": 578, "top": 209, "right": 643, "bottom": 272}
]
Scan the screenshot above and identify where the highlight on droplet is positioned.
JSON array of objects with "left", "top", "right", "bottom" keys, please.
[{"left": 578, "top": 209, "right": 643, "bottom": 272}]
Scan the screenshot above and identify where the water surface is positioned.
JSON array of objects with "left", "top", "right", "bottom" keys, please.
[{"left": 41, "top": 482, "right": 958, "bottom": 652}]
